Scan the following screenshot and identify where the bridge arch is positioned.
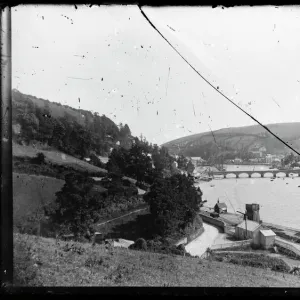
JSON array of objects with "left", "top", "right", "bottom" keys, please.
[
  {"left": 262, "top": 172, "right": 275, "bottom": 178},
  {"left": 237, "top": 172, "right": 250, "bottom": 178},
  {"left": 275, "top": 171, "right": 288, "bottom": 178},
  {"left": 225, "top": 173, "right": 237, "bottom": 179},
  {"left": 250, "top": 172, "right": 263, "bottom": 178}
]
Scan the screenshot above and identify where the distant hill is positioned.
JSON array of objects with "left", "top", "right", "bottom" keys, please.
[{"left": 162, "top": 123, "right": 300, "bottom": 160}]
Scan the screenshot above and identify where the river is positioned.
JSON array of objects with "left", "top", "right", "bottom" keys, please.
[{"left": 195, "top": 164, "right": 300, "bottom": 230}]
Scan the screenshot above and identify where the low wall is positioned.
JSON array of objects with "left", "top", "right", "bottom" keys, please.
[
  {"left": 275, "top": 237, "right": 300, "bottom": 257},
  {"left": 199, "top": 213, "right": 226, "bottom": 232},
  {"left": 210, "top": 239, "right": 252, "bottom": 250},
  {"left": 175, "top": 226, "right": 205, "bottom": 246},
  {"left": 187, "top": 227, "right": 205, "bottom": 244}
]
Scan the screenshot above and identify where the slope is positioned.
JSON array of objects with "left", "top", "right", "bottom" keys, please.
[{"left": 163, "top": 122, "right": 300, "bottom": 158}]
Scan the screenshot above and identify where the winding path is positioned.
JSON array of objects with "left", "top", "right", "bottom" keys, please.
[{"left": 185, "top": 222, "right": 223, "bottom": 257}]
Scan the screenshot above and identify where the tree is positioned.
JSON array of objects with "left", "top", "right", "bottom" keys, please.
[
  {"left": 126, "top": 142, "right": 153, "bottom": 183},
  {"left": 48, "top": 173, "right": 104, "bottom": 237},
  {"left": 107, "top": 147, "right": 129, "bottom": 176},
  {"left": 144, "top": 174, "right": 201, "bottom": 237},
  {"left": 17, "top": 112, "right": 39, "bottom": 143},
  {"left": 51, "top": 119, "right": 66, "bottom": 149},
  {"left": 177, "top": 155, "right": 188, "bottom": 170},
  {"left": 186, "top": 160, "right": 195, "bottom": 175}
]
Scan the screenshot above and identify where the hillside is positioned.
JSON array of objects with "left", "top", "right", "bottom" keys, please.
[
  {"left": 162, "top": 123, "right": 300, "bottom": 159},
  {"left": 12, "top": 89, "right": 133, "bottom": 159},
  {"left": 14, "top": 233, "right": 300, "bottom": 287}
]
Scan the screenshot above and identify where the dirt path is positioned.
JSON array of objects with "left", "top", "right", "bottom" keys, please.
[
  {"left": 97, "top": 207, "right": 148, "bottom": 227},
  {"left": 185, "top": 223, "right": 220, "bottom": 257}
]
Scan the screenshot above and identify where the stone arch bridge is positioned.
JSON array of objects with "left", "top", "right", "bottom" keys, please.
[{"left": 209, "top": 169, "right": 300, "bottom": 179}]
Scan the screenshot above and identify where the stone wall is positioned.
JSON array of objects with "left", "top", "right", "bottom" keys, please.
[
  {"left": 199, "top": 213, "right": 226, "bottom": 232},
  {"left": 187, "top": 226, "right": 205, "bottom": 244}
]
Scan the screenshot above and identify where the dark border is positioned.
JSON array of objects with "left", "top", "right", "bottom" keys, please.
[
  {"left": 1, "top": 5, "right": 13, "bottom": 290},
  {"left": 1, "top": 1, "right": 300, "bottom": 295}
]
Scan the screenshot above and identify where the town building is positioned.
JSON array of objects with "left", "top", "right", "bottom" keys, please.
[
  {"left": 235, "top": 220, "right": 262, "bottom": 245},
  {"left": 259, "top": 229, "right": 276, "bottom": 249},
  {"left": 234, "top": 158, "right": 243, "bottom": 163},
  {"left": 214, "top": 202, "right": 227, "bottom": 214},
  {"left": 190, "top": 157, "right": 206, "bottom": 166},
  {"left": 250, "top": 144, "right": 267, "bottom": 158}
]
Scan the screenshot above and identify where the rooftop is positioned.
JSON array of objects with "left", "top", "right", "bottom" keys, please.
[
  {"left": 236, "top": 220, "right": 261, "bottom": 232},
  {"left": 215, "top": 203, "right": 227, "bottom": 209},
  {"left": 260, "top": 229, "right": 276, "bottom": 237}
]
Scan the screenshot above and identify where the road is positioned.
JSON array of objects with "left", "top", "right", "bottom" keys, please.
[{"left": 185, "top": 222, "right": 223, "bottom": 257}]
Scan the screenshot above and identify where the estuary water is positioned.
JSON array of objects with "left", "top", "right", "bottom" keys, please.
[{"left": 195, "top": 165, "right": 300, "bottom": 230}]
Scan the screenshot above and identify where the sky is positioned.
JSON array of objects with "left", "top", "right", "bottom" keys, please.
[{"left": 12, "top": 5, "right": 300, "bottom": 145}]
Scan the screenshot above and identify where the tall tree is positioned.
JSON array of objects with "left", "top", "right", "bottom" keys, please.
[{"left": 144, "top": 174, "right": 202, "bottom": 237}]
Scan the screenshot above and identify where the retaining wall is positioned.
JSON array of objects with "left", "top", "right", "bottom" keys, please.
[
  {"left": 175, "top": 226, "right": 205, "bottom": 246},
  {"left": 199, "top": 213, "right": 226, "bottom": 232},
  {"left": 210, "top": 239, "right": 252, "bottom": 250}
]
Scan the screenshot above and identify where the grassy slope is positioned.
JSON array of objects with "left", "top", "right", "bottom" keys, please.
[
  {"left": 13, "top": 172, "right": 65, "bottom": 222},
  {"left": 14, "top": 233, "right": 300, "bottom": 287},
  {"left": 13, "top": 142, "right": 107, "bottom": 174}
]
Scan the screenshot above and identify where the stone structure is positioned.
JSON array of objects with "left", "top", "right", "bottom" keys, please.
[{"left": 210, "top": 169, "right": 300, "bottom": 179}]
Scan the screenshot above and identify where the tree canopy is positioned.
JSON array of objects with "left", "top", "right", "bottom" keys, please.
[{"left": 144, "top": 174, "right": 203, "bottom": 237}]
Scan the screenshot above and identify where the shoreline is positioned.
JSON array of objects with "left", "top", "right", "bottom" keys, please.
[{"left": 262, "top": 222, "right": 300, "bottom": 235}]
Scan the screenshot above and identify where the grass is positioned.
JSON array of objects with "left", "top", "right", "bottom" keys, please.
[
  {"left": 210, "top": 252, "right": 291, "bottom": 273},
  {"left": 13, "top": 142, "right": 107, "bottom": 174},
  {"left": 13, "top": 233, "right": 300, "bottom": 287},
  {"left": 13, "top": 172, "right": 64, "bottom": 223}
]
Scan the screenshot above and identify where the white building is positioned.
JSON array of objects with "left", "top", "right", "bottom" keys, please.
[
  {"left": 235, "top": 220, "right": 262, "bottom": 246},
  {"left": 259, "top": 230, "right": 276, "bottom": 249},
  {"left": 234, "top": 157, "right": 243, "bottom": 163}
]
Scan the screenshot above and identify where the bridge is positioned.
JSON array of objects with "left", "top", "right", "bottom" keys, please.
[{"left": 209, "top": 169, "right": 300, "bottom": 179}]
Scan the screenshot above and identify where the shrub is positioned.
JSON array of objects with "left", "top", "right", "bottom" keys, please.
[
  {"left": 33, "top": 152, "right": 46, "bottom": 165},
  {"left": 13, "top": 236, "right": 41, "bottom": 286},
  {"left": 176, "top": 244, "right": 186, "bottom": 252},
  {"left": 129, "top": 238, "right": 147, "bottom": 251}
]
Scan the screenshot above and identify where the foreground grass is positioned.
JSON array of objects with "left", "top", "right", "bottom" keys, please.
[{"left": 14, "top": 233, "right": 300, "bottom": 287}]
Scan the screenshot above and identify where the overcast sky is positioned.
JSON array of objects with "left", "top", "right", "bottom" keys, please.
[{"left": 12, "top": 5, "right": 300, "bottom": 145}]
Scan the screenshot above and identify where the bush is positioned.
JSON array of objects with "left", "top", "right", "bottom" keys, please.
[
  {"left": 176, "top": 244, "right": 186, "bottom": 252},
  {"left": 31, "top": 152, "right": 46, "bottom": 165},
  {"left": 129, "top": 238, "right": 147, "bottom": 251},
  {"left": 13, "top": 236, "right": 41, "bottom": 286}
]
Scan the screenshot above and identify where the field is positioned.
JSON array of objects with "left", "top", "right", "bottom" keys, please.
[
  {"left": 13, "top": 233, "right": 300, "bottom": 287},
  {"left": 13, "top": 142, "right": 107, "bottom": 174},
  {"left": 13, "top": 172, "right": 65, "bottom": 220}
]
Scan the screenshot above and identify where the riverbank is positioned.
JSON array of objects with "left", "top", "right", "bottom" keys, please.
[{"left": 262, "top": 222, "right": 300, "bottom": 243}]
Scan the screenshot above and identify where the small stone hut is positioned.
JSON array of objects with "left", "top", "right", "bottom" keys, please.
[{"left": 259, "top": 229, "right": 276, "bottom": 249}]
